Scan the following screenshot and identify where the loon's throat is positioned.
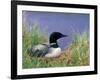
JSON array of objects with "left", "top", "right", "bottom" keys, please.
[{"left": 50, "top": 38, "right": 57, "bottom": 43}]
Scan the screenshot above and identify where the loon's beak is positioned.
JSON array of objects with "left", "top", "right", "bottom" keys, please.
[{"left": 62, "top": 35, "right": 68, "bottom": 37}]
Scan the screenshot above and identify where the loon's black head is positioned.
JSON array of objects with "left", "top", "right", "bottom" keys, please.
[{"left": 49, "top": 32, "right": 68, "bottom": 45}]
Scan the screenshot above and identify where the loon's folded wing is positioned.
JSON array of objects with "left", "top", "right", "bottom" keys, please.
[{"left": 30, "top": 44, "right": 50, "bottom": 57}]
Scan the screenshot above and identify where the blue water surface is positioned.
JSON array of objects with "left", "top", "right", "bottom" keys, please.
[{"left": 22, "top": 11, "right": 89, "bottom": 50}]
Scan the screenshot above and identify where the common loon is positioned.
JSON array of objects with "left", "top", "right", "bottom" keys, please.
[{"left": 30, "top": 32, "right": 68, "bottom": 57}]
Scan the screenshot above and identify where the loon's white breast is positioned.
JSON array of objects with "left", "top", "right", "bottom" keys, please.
[{"left": 45, "top": 47, "right": 61, "bottom": 57}]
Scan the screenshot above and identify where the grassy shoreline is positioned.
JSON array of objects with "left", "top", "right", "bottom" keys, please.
[{"left": 22, "top": 24, "right": 89, "bottom": 69}]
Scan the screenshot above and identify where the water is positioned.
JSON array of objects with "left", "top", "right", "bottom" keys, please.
[{"left": 22, "top": 11, "right": 89, "bottom": 50}]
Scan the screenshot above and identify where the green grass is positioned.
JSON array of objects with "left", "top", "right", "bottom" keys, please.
[
  {"left": 22, "top": 23, "right": 89, "bottom": 69},
  {"left": 68, "top": 32, "right": 90, "bottom": 66},
  {"left": 22, "top": 23, "right": 48, "bottom": 68}
]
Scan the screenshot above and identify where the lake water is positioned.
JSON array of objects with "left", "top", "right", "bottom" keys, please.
[{"left": 22, "top": 11, "right": 89, "bottom": 50}]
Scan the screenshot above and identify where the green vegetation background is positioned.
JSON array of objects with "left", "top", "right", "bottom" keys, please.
[{"left": 22, "top": 23, "right": 89, "bottom": 69}]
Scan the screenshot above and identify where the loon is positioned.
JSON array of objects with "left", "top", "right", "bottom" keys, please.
[{"left": 30, "top": 32, "right": 68, "bottom": 57}]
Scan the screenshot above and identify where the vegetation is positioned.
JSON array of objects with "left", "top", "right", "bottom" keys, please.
[
  {"left": 22, "top": 23, "right": 89, "bottom": 69},
  {"left": 22, "top": 23, "right": 48, "bottom": 68},
  {"left": 65, "top": 32, "right": 90, "bottom": 66}
]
